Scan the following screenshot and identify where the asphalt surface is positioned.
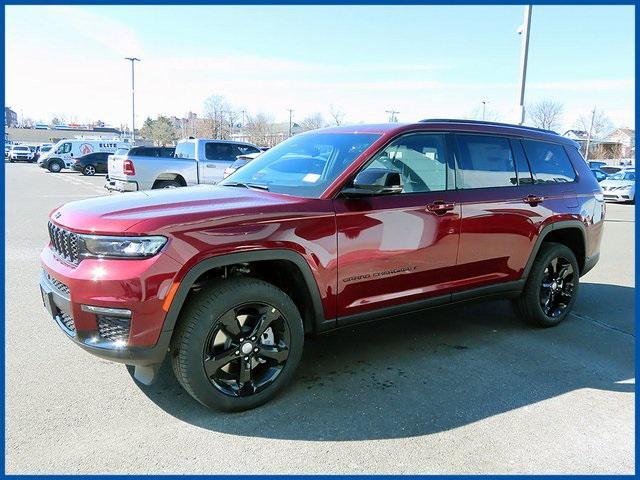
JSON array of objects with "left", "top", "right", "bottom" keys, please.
[{"left": 5, "top": 162, "right": 635, "bottom": 474}]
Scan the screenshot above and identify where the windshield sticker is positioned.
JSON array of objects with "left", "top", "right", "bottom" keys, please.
[{"left": 302, "top": 173, "right": 321, "bottom": 183}]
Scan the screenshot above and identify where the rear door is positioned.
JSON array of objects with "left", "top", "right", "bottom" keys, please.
[
  {"left": 334, "top": 132, "right": 461, "bottom": 320},
  {"left": 199, "top": 142, "right": 241, "bottom": 183},
  {"left": 453, "top": 133, "right": 542, "bottom": 291}
]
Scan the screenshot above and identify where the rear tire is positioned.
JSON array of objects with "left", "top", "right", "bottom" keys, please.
[
  {"left": 154, "top": 180, "right": 182, "bottom": 189},
  {"left": 82, "top": 165, "right": 96, "bottom": 176},
  {"left": 514, "top": 242, "right": 580, "bottom": 327},
  {"left": 171, "top": 277, "right": 304, "bottom": 411}
]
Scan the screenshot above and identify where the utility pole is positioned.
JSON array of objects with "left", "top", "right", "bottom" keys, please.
[
  {"left": 286, "top": 109, "right": 294, "bottom": 137},
  {"left": 516, "top": 5, "right": 532, "bottom": 125},
  {"left": 385, "top": 110, "right": 400, "bottom": 122},
  {"left": 124, "top": 57, "right": 141, "bottom": 142},
  {"left": 241, "top": 110, "right": 246, "bottom": 127},
  {"left": 584, "top": 107, "right": 596, "bottom": 161}
]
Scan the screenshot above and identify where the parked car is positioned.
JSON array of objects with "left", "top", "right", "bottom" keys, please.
[
  {"left": 33, "top": 143, "right": 53, "bottom": 162},
  {"left": 5, "top": 145, "right": 12, "bottom": 159},
  {"left": 40, "top": 119, "right": 604, "bottom": 411},
  {"left": 71, "top": 152, "right": 112, "bottom": 176},
  {"left": 105, "top": 139, "right": 259, "bottom": 192},
  {"left": 39, "top": 139, "right": 130, "bottom": 173},
  {"left": 590, "top": 168, "right": 608, "bottom": 183},
  {"left": 8, "top": 145, "right": 35, "bottom": 162},
  {"left": 588, "top": 160, "right": 607, "bottom": 170},
  {"left": 223, "top": 152, "right": 261, "bottom": 179},
  {"left": 600, "top": 165, "right": 623, "bottom": 175},
  {"left": 600, "top": 169, "right": 635, "bottom": 203}
]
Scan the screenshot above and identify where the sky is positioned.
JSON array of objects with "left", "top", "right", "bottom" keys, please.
[{"left": 5, "top": 5, "right": 635, "bottom": 132}]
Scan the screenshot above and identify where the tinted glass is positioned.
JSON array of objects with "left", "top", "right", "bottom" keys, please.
[
  {"left": 361, "top": 133, "right": 448, "bottom": 193},
  {"left": 510, "top": 139, "right": 534, "bottom": 184},
  {"left": 205, "top": 143, "right": 237, "bottom": 161},
  {"left": 521, "top": 140, "right": 576, "bottom": 184},
  {"left": 221, "top": 133, "right": 380, "bottom": 198},
  {"left": 175, "top": 142, "right": 195, "bottom": 159},
  {"left": 161, "top": 148, "right": 175, "bottom": 157},
  {"left": 456, "top": 135, "right": 516, "bottom": 188}
]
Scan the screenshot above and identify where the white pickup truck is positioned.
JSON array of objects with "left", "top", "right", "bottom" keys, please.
[{"left": 105, "top": 138, "right": 261, "bottom": 192}]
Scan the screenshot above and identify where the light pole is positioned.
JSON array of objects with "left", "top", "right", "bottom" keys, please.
[
  {"left": 481, "top": 100, "right": 488, "bottom": 121},
  {"left": 125, "top": 57, "right": 141, "bottom": 141},
  {"left": 516, "top": 6, "right": 532, "bottom": 125},
  {"left": 584, "top": 107, "right": 596, "bottom": 161},
  {"left": 286, "top": 109, "right": 294, "bottom": 137}
]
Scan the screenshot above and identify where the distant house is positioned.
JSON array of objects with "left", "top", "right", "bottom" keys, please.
[
  {"left": 603, "top": 128, "right": 635, "bottom": 158},
  {"left": 4, "top": 107, "right": 17, "bottom": 128}
]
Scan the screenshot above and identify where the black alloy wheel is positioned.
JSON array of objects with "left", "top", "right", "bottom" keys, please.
[
  {"left": 204, "top": 302, "right": 290, "bottom": 397},
  {"left": 171, "top": 277, "right": 304, "bottom": 411},
  {"left": 83, "top": 164, "right": 96, "bottom": 176},
  {"left": 539, "top": 256, "right": 575, "bottom": 318},
  {"left": 514, "top": 242, "right": 580, "bottom": 327}
]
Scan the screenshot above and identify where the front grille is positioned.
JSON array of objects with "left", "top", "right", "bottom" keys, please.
[
  {"left": 48, "top": 221, "right": 80, "bottom": 264},
  {"left": 46, "top": 272, "right": 70, "bottom": 296},
  {"left": 56, "top": 309, "right": 76, "bottom": 333},
  {"left": 97, "top": 315, "right": 130, "bottom": 343}
]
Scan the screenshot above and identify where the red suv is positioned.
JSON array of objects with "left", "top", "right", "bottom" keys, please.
[{"left": 40, "top": 120, "right": 604, "bottom": 411}]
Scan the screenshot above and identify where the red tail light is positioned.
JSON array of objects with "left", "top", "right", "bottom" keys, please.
[{"left": 123, "top": 159, "right": 135, "bottom": 175}]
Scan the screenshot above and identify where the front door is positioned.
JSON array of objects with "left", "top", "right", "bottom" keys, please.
[{"left": 333, "top": 132, "right": 460, "bottom": 319}]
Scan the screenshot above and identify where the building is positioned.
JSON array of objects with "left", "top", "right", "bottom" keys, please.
[
  {"left": 5, "top": 107, "right": 17, "bottom": 128},
  {"left": 603, "top": 128, "right": 635, "bottom": 158},
  {"left": 5, "top": 126, "right": 125, "bottom": 145}
]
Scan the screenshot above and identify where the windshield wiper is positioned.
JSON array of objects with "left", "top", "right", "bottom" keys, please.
[{"left": 222, "top": 182, "right": 270, "bottom": 191}]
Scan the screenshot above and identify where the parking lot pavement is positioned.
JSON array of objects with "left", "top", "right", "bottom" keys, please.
[{"left": 5, "top": 162, "right": 635, "bottom": 474}]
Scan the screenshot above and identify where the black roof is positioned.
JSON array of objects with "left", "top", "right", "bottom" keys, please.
[{"left": 420, "top": 118, "right": 559, "bottom": 135}]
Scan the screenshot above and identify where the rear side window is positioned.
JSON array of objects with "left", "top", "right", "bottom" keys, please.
[
  {"left": 521, "top": 140, "right": 576, "bottom": 184},
  {"left": 205, "top": 143, "right": 237, "bottom": 161},
  {"left": 237, "top": 145, "right": 260, "bottom": 155},
  {"left": 455, "top": 134, "right": 517, "bottom": 189},
  {"left": 175, "top": 142, "right": 196, "bottom": 159}
]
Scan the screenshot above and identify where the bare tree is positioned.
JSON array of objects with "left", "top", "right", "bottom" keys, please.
[
  {"left": 202, "top": 95, "right": 237, "bottom": 139},
  {"left": 574, "top": 108, "right": 613, "bottom": 139},
  {"left": 527, "top": 99, "right": 563, "bottom": 130},
  {"left": 298, "top": 113, "right": 325, "bottom": 132},
  {"left": 329, "top": 104, "right": 345, "bottom": 126},
  {"left": 244, "top": 113, "right": 274, "bottom": 147}
]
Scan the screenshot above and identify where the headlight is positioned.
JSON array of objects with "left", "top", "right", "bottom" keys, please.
[{"left": 80, "top": 235, "right": 167, "bottom": 258}]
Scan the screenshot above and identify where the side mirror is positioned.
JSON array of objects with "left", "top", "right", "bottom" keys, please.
[{"left": 342, "top": 168, "right": 403, "bottom": 197}]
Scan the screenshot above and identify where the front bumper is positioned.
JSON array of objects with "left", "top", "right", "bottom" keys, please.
[
  {"left": 40, "top": 246, "right": 183, "bottom": 366},
  {"left": 105, "top": 178, "right": 138, "bottom": 192},
  {"left": 603, "top": 191, "right": 633, "bottom": 202}
]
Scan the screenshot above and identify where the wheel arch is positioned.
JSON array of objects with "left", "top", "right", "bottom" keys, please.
[
  {"left": 163, "top": 250, "right": 330, "bottom": 337},
  {"left": 153, "top": 173, "right": 187, "bottom": 188},
  {"left": 522, "top": 220, "right": 587, "bottom": 278}
]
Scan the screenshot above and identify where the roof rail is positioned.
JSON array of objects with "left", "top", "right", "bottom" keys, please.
[{"left": 419, "top": 118, "right": 559, "bottom": 136}]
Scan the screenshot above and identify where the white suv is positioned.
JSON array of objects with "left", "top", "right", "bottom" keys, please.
[{"left": 8, "top": 145, "right": 35, "bottom": 163}]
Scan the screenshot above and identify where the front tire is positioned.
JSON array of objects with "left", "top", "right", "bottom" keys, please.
[
  {"left": 82, "top": 165, "right": 96, "bottom": 176},
  {"left": 171, "top": 277, "right": 304, "bottom": 411},
  {"left": 514, "top": 242, "right": 580, "bottom": 327},
  {"left": 48, "top": 160, "right": 63, "bottom": 173},
  {"left": 154, "top": 180, "right": 182, "bottom": 189}
]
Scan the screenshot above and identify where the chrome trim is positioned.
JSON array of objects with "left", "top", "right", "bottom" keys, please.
[{"left": 81, "top": 304, "right": 132, "bottom": 317}]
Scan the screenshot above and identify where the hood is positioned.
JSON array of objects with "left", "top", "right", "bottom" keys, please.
[{"left": 50, "top": 185, "right": 314, "bottom": 235}]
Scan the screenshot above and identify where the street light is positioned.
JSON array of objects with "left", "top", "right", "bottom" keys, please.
[
  {"left": 481, "top": 100, "right": 488, "bottom": 121},
  {"left": 516, "top": 6, "right": 532, "bottom": 125},
  {"left": 125, "top": 57, "right": 141, "bottom": 141}
]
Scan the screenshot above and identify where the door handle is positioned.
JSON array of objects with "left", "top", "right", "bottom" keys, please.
[
  {"left": 205, "top": 164, "right": 217, "bottom": 168},
  {"left": 523, "top": 194, "right": 544, "bottom": 206},
  {"left": 426, "top": 201, "right": 455, "bottom": 215}
]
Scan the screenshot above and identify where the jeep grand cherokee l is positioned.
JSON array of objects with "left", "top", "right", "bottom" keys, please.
[{"left": 40, "top": 119, "right": 604, "bottom": 411}]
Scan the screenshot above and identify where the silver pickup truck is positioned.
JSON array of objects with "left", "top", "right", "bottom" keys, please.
[{"left": 105, "top": 138, "right": 261, "bottom": 192}]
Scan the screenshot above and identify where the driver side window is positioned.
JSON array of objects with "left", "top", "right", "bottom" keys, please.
[
  {"left": 56, "top": 143, "right": 71, "bottom": 154},
  {"left": 361, "top": 133, "right": 448, "bottom": 193}
]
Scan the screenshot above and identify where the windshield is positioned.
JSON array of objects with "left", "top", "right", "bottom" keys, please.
[
  {"left": 13, "top": 146, "right": 29, "bottom": 151},
  {"left": 608, "top": 171, "right": 635, "bottom": 181},
  {"left": 41, "top": 146, "right": 52, "bottom": 152},
  {"left": 220, "top": 132, "right": 380, "bottom": 197}
]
